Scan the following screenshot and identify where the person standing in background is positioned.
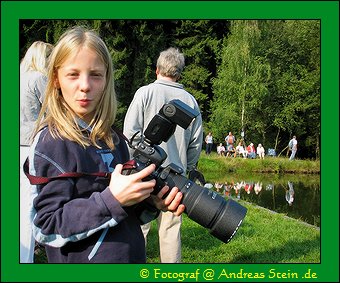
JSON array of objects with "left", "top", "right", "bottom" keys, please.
[
  {"left": 288, "top": 135, "right": 298, "bottom": 160},
  {"left": 225, "top": 131, "right": 235, "bottom": 147},
  {"left": 124, "top": 47, "right": 203, "bottom": 263},
  {"left": 20, "top": 40, "right": 53, "bottom": 263},
  {"left": 205, "top": 132, "right": 213, "bottom": 155}
]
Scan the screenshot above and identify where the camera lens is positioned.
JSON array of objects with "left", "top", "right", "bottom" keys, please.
[{"left": 170, "top": 174, "right": 247, "bottom": 243}]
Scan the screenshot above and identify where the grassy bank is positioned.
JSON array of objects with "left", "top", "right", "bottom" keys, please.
[
  {"left": 146, "top": 200, "right": 320, "bottom": 263},
  {"left": 197, "top": 152, "right": 320, "bottom": 183}
]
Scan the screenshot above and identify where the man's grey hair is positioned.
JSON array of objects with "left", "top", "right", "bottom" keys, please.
[{"left": 156, "top": 47, "right": 185, "bottom": 79}]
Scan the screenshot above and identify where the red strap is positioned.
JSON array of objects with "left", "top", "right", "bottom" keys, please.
[
  {"left": 122, "top": 159, "right": 137, "bottom": 169},
  {"left": 23, "top": 127, "right": 130, "bottom": 185},
  {"left": 23, "top": 159, "right": 110, "bottom": 185}
]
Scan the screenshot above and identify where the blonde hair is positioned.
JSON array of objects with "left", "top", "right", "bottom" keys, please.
[
  {"left": 33, "top": 26, "right": 117, "bottom": 150},
  {"left": 20, "top": 41, "right": 53, "bottom": 75}
]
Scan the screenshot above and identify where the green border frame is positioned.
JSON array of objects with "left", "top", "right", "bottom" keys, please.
[{"left": 1, "top": 1, "right": 339, "bottom": 282}]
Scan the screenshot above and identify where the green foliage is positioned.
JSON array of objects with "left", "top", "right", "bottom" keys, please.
[
  {"left": 174, "top": 20, "right": 229, "bottom": 119},
  {"left": 258, "top": 20, "right": 320, "bottom": 155},
  {"left": 20, "top": 20, "right": 320, "bottom": 159},
  {"left": 210, "top": 20, "right": 272, "bottom": 144}
]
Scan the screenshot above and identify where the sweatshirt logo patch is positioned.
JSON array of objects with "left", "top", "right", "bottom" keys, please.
[{"left": 96, "top": 149, "right": 114, "bottom": 172}]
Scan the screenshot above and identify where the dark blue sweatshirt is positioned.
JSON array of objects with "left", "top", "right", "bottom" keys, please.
[{"left": 28, "top": 126, "right": 146, "bottom": 263}]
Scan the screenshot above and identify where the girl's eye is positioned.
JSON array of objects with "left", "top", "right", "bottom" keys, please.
[
  {"left": 91, "top": 73, "right": 103, "bottom": 77},
  {"left": 68, "top": 73, "right": 79, "bottom": 77}
]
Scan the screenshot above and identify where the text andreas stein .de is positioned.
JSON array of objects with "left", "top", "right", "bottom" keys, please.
[{"left": 140, "top": 267, "right": 318, "bottom": 281}]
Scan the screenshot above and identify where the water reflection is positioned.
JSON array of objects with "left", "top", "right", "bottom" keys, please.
[
  {"left": 206, "top": 178, "right": 320, "bottom": 227},
  {"left": 286, "top": 181, "right": 295, "bottom": 206}
]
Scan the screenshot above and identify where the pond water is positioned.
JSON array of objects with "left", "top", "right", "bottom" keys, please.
[{"left": 203, "top": 174, "right": 320, "bottom": 227}]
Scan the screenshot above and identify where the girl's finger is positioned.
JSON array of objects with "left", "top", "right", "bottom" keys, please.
[
  {"left": 131, "top": 164, "right": 156, "bottom": 180},
  {"left": 157, "top": 185, "right": 170, "bottom": 199}
]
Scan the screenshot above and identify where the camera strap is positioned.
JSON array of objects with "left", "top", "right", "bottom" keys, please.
[
  {"left": 23, "top": 127, "right": 131, "bottom": 185},
  {"left": 23, "top": 158, "right": 110, "bottom": 185}
]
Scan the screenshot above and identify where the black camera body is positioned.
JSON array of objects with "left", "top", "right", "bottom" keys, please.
[{"left": 123, "top": 99, "right": 247, "bottom": 244}]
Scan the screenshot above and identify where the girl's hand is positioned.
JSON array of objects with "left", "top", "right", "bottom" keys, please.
[
  {"left": 150, "top": 186, "right": 185, "bottom": 216},
  {"left": 109, "top": 164, "right": 156, "bottom": 207}
]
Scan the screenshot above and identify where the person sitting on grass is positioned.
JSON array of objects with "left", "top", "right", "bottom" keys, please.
[
  {"left": 226, "top": 144, "right": 236, "bottom": 158},
  {"left": 235, "top": 141, "right": 247, "bottom": 158},
  {"left": 257, "top": 143, "right": 265, "bottom": 159},
  {"left": 217, "top": 143, "right": 226, "bottom": 156},
  {"left": 247, "top": 143, "right": 256, "bottom": 159}
]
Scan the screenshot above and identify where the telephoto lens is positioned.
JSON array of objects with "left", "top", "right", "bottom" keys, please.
[
  {"left": 167, "top": 173, "right": 247, "bottom": 243},
  {"left": 124, "top": 99, "right": 247, "bottom": 243}
]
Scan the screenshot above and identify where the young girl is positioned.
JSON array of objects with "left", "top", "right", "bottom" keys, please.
[{"left": 26, "top": 26, "right": 184, "bottom": 263}]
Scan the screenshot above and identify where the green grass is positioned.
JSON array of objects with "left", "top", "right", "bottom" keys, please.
[
  {"left": 34, "top": 153, "right": 320, "bottom": 263},
  {"left": 146, "top": 200, "right": 320, "bottom": 263},
  {"left": 198, "top": 151, "right": 320, "bottom": 176},
  {"left": 198, "top": 151, "right": 320, "bottom": 184},
  {"left": 34, "top": 200, "right": 320, "bottom": 264}
]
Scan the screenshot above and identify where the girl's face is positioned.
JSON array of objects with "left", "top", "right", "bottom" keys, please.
[{"left": 56, "top": 47, "right": 106, "bottom": 124}]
